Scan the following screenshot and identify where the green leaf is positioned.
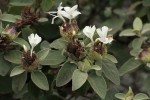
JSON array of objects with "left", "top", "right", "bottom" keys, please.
[
  {"left": 40, "top": 41, "right": 50, "bottom": 49},
  {"left": 133, "top": 17, "right": 143, "bottom": 31},
  {"left": 130, "top": 48, "right": 142, "bottom": 57},
  {"left": 119, "top": 58, "right": 142, "bottom": 76},
  {"left": 13, "top": 38, "right": 30, "bottom": 50},
  {"left": 119, "top": 29, "right": 136, "bottom": 37},
  {"left": 115, "top": 93, "right": 125, "bottom": 99},
  {"left": 31, "top": 71, "right": 49, "bottom": 90},
  {"left": 40, "top": 50, "right": 66, "bottom": 65},
  {"left": 9, "top": 0, "right": 35, "bottom": 6},
  {"left": 106, "top": 54, "right": 118, "bottom": 63},
  {"left": 90, "top": 65, "right": 101, "bottom": 71},
  {"left": 41, "top": 0, "right": 53, "bottom": 12},
  {"left": 10, "top": 66, "right": 25, "bottom": 77},
  {"left": 56, "top": 62, "right": 77, "bottom": 87},
  {"left": 96, "top": 59, "right": 120, "bottom": 85},
  {"left": 78, "top": 59, "right": 92, "bottom": 72},
  {"left": 131, "top": 38, "right": 144, "bottom": 49},
  {"left": 142, "top": 0, "right": 150, "bottom": 7},
  {"left": 105, "top": 88, "right": 119, "bottom": 100},
  {"left": 21, "top": 27, "right": 34, "bottom": 40},
  {"left": 12, "top": 72, "right": 27, "bottom": 93},
  {"left": 88, "top": 73, "right": 107, "bottom": 99},
  {"left": 50, "top": 38, "right": 68, "bottom": 50},
  {"left": 144, "top": 76, "right": 150, "bottom": 95},
  {"left": 0, "top": 54, "right": 11, "bottom": 76},
  {"left": 133, "top": 93, "right": 149, "bottom": 100},
  {"left": 0, "top": 14, "right": 21, "bottom": 23},
  {"left": 72, "top": 69, "right": 88, "bottom": 91},
  {"left": 37, "top": 48, "right": 49, "bottom": 61},
  {"left": 4, "top": 50, "right": 22, "bottom": 64},
  {"left": 141, "top": 23, "right": 150, "bottom": 34}
]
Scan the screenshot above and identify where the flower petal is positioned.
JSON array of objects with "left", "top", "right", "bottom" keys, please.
[
  {"left": 64, "top": 6, "right": 71, "bottom": 12},
  {"left": 101, "top": 26, "right": 109, "bottom": 38},
  {"left": 60, "top": 11, "right": 70, "bottom": 19},
  {"left": 83, "top": 26, "right": 96, "bottom": 42},
  {"left": 72, "top": 11, "right": 81, "bottom": 18},
  {"left": 70, "top": 5, "right": 78, "bottom": 12},
  {"left": 28, "top": 33, "right": 42, "bottom": 48}
]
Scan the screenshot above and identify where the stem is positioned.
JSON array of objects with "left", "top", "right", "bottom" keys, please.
[
  {"left": 30, "top": 47, "right": 34, "bottom": 57},
  {"left": 69, "top": 19, "right": 71, "bottom": 24}
]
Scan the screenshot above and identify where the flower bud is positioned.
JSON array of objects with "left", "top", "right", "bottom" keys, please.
[
  {"left": 2, "top": 25, "right": 20, "bottom": 40},
  {"left": 59, "top": 20, "right": 79, "bottom": 41},
  {"left": 125, "top": 87, "right": 134, "bottom": 100},
  {"left": 139, "top": 48, "right": 150, "bottom": 63},
  {"left": 0, "top": 35, "right": 14, "bottom": 52}
]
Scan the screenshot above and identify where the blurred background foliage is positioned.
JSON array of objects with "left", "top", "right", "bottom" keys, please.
[{"left": 0, "top": 0, "right": 150, "bottom": 100}]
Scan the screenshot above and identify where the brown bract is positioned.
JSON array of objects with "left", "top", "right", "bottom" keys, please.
[
  {"left": 0, "top": 36, "right": 14, "bottom": 52},
  {"left": 16, "top": 6, "right": 41, "bottom": 29},
  {"left": 93, "top": 41, "right": 107, "bottom": 55},
  {"left": 21, "top": 50, "right": 39, "bottom": 71},
  {"left": 66, "top": 41, "right": 85, "bottom": 61},
  {"left": 59, "top": 20, "right": 79, "bottom": 41}
]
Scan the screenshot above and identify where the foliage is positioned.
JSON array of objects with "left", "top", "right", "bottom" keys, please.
[{"left": 0, "top": 0, "right": 150, "bottom": 100}]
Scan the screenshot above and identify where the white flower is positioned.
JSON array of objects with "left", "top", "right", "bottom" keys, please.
[
  {"left": 28, "top": 33, "right": 42, "bottom": 56},
  {"left": 47, "top": 2, "right": 65, "bottom": 24},
  {"left": 83, "top": 25, "right": 96, "bottom": 43},
  {"left": 96, "top": 26, "right": 113, "bottom": 44},
  {"left": 61, "top": 5, "right": 81, "bottom": 22}
]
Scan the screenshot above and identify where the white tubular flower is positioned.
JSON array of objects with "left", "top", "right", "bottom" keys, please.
[
  {"left": 47, "top": 2, "right": 65, "bottom": 24},
  {"left": 28, "top": 33, "right": 42, "bottom": 56},
  {"left": 96, "top": 26, "right": 113, "bottom": 44},
  {"left": 61, "top": 5, "right": 81, "bottom": 22},
  {"left": 83, "top": 25, "right": 96, "bottom": 43}
]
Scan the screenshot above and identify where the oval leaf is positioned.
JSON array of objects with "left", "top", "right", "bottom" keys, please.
[
  {"left": 119, "top": 29, "right": 136, "bottom": 37},
  {"left": 106, "top": 54, "right": 118, "bottom": 63},
  {"left": 13, "top": 38, "right": 30, "bottom": 50},
  {"left": 40, "top": 50, "right": 66, "bottom": 65},
  {"left": 0, "top": 54, "right": 11, "bottom": 76},
  {"left": 88, "top": 73, "right": 107, "bottom": 99},
  {"left": 0, "top": 14, "right": 21, "bottom": 23},
  {"left": 12, "top": 72, "right": 27, "bottom": 93},
  {"left": 4, "top": 50, "right": 22, "bottom": 64},
  {"left": 10, "top": 66, "right": 25, "bottom": 77},
  {"left": 133, "top": 93, "right": 149, "bottom": 100},
  {"left": 50, "top": 38, "right": 68, "bottom": 50},
  {"left": 141, "top": 23, "right": 150, "bottom": 34},
  {"left": 115, "top": 93, "right": 125, "bottom": 99},
  {"left": 56, "top": 62, "right": 77, "bottom": 87},
  {"left": 72, "top": 69, "right": 88, "bottom": 91},
  {"left": 31, "top": 71, "right": 49, "bottom": 91},
  {"left": 96, "top": 59, "right": 120, "bottom": 85},
  {"left": 133, "top": 17, "right": 143, "bottom": 31},
  {"left": 37, "top": 49, "right": 49, "bottom": 61},
  {"left": 119, "top": 58, "right": 142, "bottom": 76}
]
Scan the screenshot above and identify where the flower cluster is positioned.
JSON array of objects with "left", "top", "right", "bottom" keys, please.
[
  {"left": 83, "top": 25, "right": 113, "bottom": 45},
  {"left": 47, "top": 2, "right": 81, "bottom": 24}
]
